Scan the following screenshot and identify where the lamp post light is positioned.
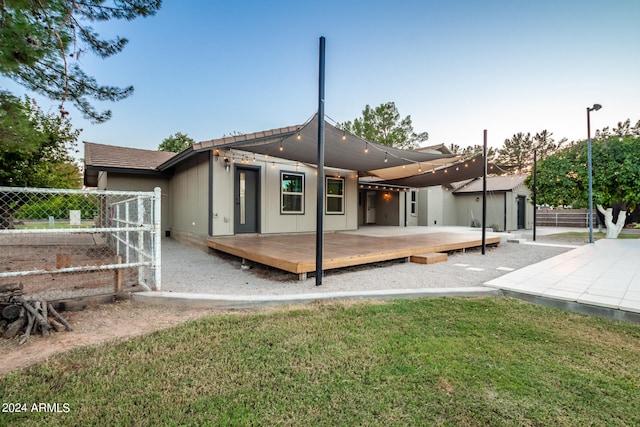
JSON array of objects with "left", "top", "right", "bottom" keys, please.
[{"left": 586, "top": 103, "right": 602, "bottom": 244}]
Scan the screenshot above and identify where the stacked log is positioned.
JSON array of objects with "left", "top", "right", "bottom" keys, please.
[{"left": 0, "top": 283, "right": 73, "bottom": 345}]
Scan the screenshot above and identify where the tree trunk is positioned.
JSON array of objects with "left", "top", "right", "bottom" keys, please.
[{"left": 597, "top": 205, "right": 626, "bottom": 239}]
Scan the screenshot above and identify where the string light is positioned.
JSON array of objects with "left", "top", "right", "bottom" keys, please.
[
  {"left": 364, "top": 142, "right": 368, "bottom": 153},
  {"left": 384, "top": 152, "right": 388, "bottom": 163},
  {"left": 342, "top": 131, "right": 346, "bottom": 140},
  {"left": 271, "top": 161, "right": 275, "bottom": 168},
  {"left": 418, "top": 163, "right": 422, "bottom": 172},
  {"left": 279, "top": 142, "right": 284, "bottom": 151}
]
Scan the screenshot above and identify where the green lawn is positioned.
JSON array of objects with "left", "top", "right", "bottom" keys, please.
[
  {"left": 2, "top": 298, "right": 639, "bottom": 426},
  {"left": 15, "top": 220, "right": 94, "bottom": 230}
]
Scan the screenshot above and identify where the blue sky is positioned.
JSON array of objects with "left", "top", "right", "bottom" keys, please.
[{"left": 3, "top": 0, "right": 639, "bottom": 152}]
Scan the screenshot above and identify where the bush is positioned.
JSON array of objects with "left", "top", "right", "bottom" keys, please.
[{"left": 13, "top": 194, "right": 98, "bottom": 220}]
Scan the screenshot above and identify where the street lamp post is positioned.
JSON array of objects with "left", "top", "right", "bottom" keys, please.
[{"left": 586, "top": 103, "right": 602, "bottom": 244}]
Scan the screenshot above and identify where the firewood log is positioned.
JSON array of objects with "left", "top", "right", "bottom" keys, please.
[
  {"left": 47, "top": 303, "right": 73, "bottom": 331},
  {"left": 48, "top": 318, "right": 66, "bottom": 332},
  {"left": 2, "top": 304, "right": 21, "bottom": 320},
  {"left": 4, "top": 308, "right": 25, "bottom": 339},
  {"left": 19, "top": 311, "right": 35, "bottom": 345},
  {"left": 0, "top": 283, "right": 22, "bottom": 293},
  {"left": 15, "top": 297, "right": 50, "bottom": 337}
]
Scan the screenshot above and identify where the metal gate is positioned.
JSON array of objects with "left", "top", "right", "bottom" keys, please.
[{"left": 0, "top": 187, "right": 161, "bottom": 300}]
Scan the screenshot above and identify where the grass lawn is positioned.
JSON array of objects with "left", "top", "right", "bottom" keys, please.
[
  {"left": 1, "top": 298, "right": 639, "bottom": 426},
  {"left": 15, "top": 220, "right": 95, "bottom": 230}
]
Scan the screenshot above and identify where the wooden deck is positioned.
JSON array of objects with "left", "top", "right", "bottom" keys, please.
[{"left": 208, "top": 231, "right": 501, "bottom": 279}]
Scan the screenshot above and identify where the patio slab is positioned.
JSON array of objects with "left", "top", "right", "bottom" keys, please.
[{"left": 485, "top": 239, "right": 640, "bottom": 316}]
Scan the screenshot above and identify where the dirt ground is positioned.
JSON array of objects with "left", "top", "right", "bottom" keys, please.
[{"left": 0, "top": 300, "right": 219, "bottom": 376}]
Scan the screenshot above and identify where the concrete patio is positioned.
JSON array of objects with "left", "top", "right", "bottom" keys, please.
[{"left": 485, "top": 238, "right": 640, "bottom": 322}]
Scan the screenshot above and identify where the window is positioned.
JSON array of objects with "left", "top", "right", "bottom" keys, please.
[
  {"left": 410, "top": 190, "right": 417, "bottom": 215},
  {"left": 326, "top": 177, "right": 344, "bottom": 214},
  {"left": 281, "top": 172, "right": 304, "bottom": 214}
]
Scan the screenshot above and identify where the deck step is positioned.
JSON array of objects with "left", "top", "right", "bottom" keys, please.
[
  {"left": 410, "top": 252, "right": 448, "bottom": 265},
  {"left": 507, "top": 238, "right": 527, "bottom": 244}
]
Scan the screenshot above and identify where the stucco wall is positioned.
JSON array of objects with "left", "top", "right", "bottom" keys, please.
[
  {"left": 417, "top": 186, "right": 457, "bottom": 226},
  {"left": 405, "top": 190, "right": 419, "bottom": 226}
]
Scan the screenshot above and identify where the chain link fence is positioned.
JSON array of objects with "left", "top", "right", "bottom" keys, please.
[{"left": 0, "top": 187, "right": 161, "bottom": 301}]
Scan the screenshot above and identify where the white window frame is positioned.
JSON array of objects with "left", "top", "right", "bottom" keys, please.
[
  {"left": 281, "top": 171, "right": 304, "bottom": 214},
  {"left": 326, "top": 177, "right": 345, "bottom": 215}
]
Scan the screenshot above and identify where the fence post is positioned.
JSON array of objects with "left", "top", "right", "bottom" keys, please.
[
  {"left": 152, "top": 187, "right": 161, "bottom": 291},
  {"left": 137, "top": 195, "right": 145, "bottom": 287},
  {"left": 115, "top": 204, "right": 121, "bottom": 256}
]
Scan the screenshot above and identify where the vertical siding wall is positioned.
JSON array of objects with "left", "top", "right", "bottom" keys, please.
[
  {"left": 170, "top": 152, "right": 210, "bottom": 241},
  {"left": 210, "top": 149, "right": 358, "bottom": 236},
  {"left": 98, "top": 173, "right": 171, "bottom": 233}
]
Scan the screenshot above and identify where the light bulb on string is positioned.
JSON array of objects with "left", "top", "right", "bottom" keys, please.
[
  {"left": 364, "top": 142, "right": 368, "bottom": 153},
  {"left": 384, "top": 152, "right": 388, "bottom": 163}
]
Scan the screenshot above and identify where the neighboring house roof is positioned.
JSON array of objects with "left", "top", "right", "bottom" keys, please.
[
  {"left": 84, "top": 142, "right": 176, "bottom": 187},
  {"left": 452, "top": 174, "right": 528, "bottom": 194}
]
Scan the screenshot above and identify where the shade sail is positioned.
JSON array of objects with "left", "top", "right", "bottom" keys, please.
[
  {"left": 203, "top": 114, "right": 455, "bottom": 178},
  {"left": 377, "top": 155, "right": 502, "bottom": 187}
]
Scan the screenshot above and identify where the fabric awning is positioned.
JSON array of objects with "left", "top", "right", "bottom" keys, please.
[
  {"left": 203, "top": 114, "right": 455, "bottom": 179},
  {"left": 376, "top": 155, "right": 503, "bottom": 187}
]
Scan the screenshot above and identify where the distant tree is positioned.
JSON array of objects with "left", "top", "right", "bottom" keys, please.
[
  {"left": 449, "top": 144, "right": 498, "bottom": 162},
  {"left": 0, "top": 92, "right": 81, "bottom": 188},
  {"left": 497, "top": 132, "right": 533, "bottom": 173},
  {"left": 526, "top": 130, "right": 640, "bottom": 238},
  {"left": 497, "top": 130, "right": 564, "bottom": 173},
  {"left": 340, "top": 102, "right": 428, "bottom": 149},
  {"left": 0, "top": 0, "right": 161, "bottom": 123},
  {"left": 533, "top": 130, "right": 567, "bottom": 160},
  {"left": 158, "top": 132, "right": 195, "bottom": 153}
]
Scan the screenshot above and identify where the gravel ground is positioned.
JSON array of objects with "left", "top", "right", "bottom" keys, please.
[{"left": 161, "top": 237, "right": 579, "bottom": 296}]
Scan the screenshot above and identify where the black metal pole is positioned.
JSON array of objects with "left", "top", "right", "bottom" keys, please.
[
  {"left": 587, "top": 107, "right": 593, "bottom": 244},
  {"left": 482, "top": 130, "right": 487, "bottom": 255},
  {"left": 316, "top": 36, "right": 326, "bottom": 286},
  {"left": 533, "top": 149, "right": 537, "bottom": 241}
]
